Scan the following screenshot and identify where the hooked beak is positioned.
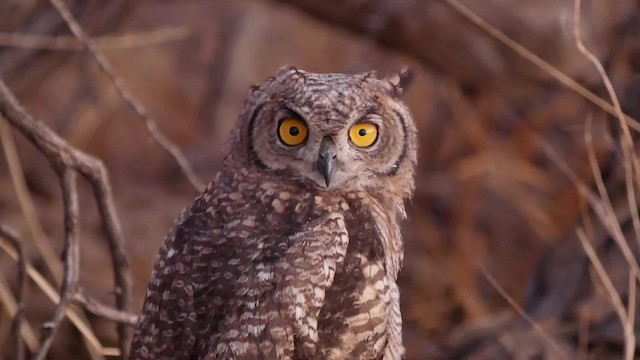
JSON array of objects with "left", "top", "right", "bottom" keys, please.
[{"left": 317, "top": 136, "right": 338, "bottom": 187}]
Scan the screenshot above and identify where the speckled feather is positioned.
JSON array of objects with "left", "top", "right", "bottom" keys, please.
[{"left": 129, "top": 67, "right": 417, "bottom": 360}]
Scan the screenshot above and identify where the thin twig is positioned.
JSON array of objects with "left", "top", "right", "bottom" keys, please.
[
  {"left": 577, "top": 200, "right": 594, "bottom": 360},
  {"left": 628, "top": 269, "right": 637, "bottom": 356},
  {"left": 442, "top": 0, "right": 640, "bottom": 132},
  {"left": 33, "top": 169, "right": 80, "bottom": 360},
  {"left": 573, "top": 0, "right": 640, "bottom": 350},
  {"left": 480, "top": 266, "right": 570, "bottom": 360},
  {"left": 0, "top": 26, "right": 191, "bottom": 50},
  {"left": 576, "top": 227, "right": 635, "bottom": 360},
  {"left": 573, "top": 0, "right": 640, "bottom": 253},
  {"left": 582, "top": 117, "right": 637, "bottom": 360},
  {"left": 583, "top": 117, "right": 640, "bottom": 284},
  {"left": 0, "top": 74, "right": 132, "bottom": 359},
  {"left": 0, "top": 278, "right": 38, "bottom": 354},
  {"left": 47, "top": 0, "right": 205, "bottom": 193},
  {"left": 0, "top": 225, "right": 28, "bottom": 360},
  {"left": 71, "top": 292, "right": 137, "bottom": 325},
  {"left": 0, "top": 234, "right": 109, "bottom": 357},
  {"left": 0, "top": 117, "right": 62, "bottom": 282}
]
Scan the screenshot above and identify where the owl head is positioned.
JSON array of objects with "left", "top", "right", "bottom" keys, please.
[{"left": 225, "top": 66, "right": 418, "bottom": 200}]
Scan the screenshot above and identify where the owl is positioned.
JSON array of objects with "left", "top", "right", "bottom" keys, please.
[{"left": 129, "top": 66, "right": 418, "bottom": 360}]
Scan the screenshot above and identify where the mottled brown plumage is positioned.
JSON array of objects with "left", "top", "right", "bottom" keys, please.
[{"left": 129, "top": 67, "right": 418, "bottom": 359}]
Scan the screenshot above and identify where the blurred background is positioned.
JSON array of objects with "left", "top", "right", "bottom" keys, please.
[{"left": 1, "top": 0, "right": 640, "bottom": 359}]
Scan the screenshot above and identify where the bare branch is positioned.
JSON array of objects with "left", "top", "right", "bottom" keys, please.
[
  {"left": 72, "top": 293, "right": 138, "bottom": 326},
  {"left": 33, "top": 169, "right": 80, "bottom": 360},
  {"left": 46, "top": 0, "right": 205, "bottom": 193},
  {"left": 0, "top": 26, "right": 191, "bottom": 50},
  {"left": 0, "top": 74, "right": 133, "bottom": 358},
  {"left": 0, "top": 233, "right": 111, "bottom": 357},
  {"left": 0, "top": 225, "right": 28, "bottom": 360},
  {"left": 0, "top": 99, "right": 107, "bottom": 360}
]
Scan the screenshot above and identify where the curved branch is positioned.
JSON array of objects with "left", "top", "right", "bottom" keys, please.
[
  {"left": 72, "top": 292, "right": 138, "bottom": 325},
  {"left": 0, "top": 75, "right": 133, "bottom": 359},
  {"left": 33, "top": 169, "right": 80, "bottom": 360}
]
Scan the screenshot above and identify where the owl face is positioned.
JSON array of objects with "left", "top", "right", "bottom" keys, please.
[{"left": 237, "top": 68, "right": 417, "bottom": 194}]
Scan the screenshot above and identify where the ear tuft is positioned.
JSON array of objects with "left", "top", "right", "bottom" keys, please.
[
  {"left": 249, "top": 84, "right": 261, "bottom": 93},
  {"left": 385, "top": 67, "right": 414, "bottom": 97},
  {"left": 276, "top": 65, "right": 308, "bottom": 78},
  {"left": 277, "top": 65, "right": 298, "bottom": 74}
]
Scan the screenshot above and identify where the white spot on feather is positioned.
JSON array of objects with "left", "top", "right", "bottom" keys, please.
[
  {"left": 247, "top": 324, "right": 265, "bottom": 336},
  {"left": 257, "top": 271, "right": 274, "bottom": 281}
]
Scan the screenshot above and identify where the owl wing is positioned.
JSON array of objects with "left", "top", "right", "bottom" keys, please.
[
  {"left": 128, "top": 195, "right": 213, "bottom": 359},
  {"left": 129, "top": 195, "right": 349, "bottom": 360}
]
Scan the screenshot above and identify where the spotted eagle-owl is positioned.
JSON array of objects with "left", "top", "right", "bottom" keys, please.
[{"left": 129, "top": 67, "right": 418, "bottom": 360}]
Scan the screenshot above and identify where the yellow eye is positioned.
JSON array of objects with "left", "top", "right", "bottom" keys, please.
[
  {"left": 278, "top": 118, "right": 308, "bottom": 146},
  {"left": 349, "top": 122, "right": 378, "bottom": 148}
]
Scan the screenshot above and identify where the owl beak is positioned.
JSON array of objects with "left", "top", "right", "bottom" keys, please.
[{"left": 317, "top": 136, "right": 338, "bottom": 187}]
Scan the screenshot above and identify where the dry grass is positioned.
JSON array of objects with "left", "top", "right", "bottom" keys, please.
[{"left": 443, "top": 0, "right": 640, "bottom": 357}]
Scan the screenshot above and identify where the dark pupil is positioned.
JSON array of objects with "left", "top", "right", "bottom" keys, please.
[
  {"left": 289, "top": 126, "right": 300, "bottom": 136},
  {"left": 358, "top": 128, "right": 367, "bottom": 136}
]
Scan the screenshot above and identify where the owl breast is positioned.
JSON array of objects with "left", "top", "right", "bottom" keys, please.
[
  {"left": 208, "top": 170, "right": 399, "bottom": 360},
  {"left": 315, "top": 192, "right": 399, "bottom": 360}
]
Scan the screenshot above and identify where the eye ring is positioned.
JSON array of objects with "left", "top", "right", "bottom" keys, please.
[
  {"left": 278, "top": 118, "right": 308, "bottom": 146},
  {"left": 349, "top": 122, "right": 378, "bottom": 148}
]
